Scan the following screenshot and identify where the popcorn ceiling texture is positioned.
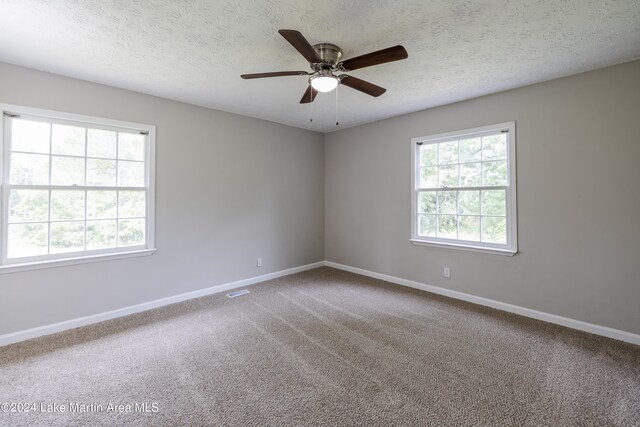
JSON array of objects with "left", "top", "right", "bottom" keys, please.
[{"left": 0, "top": 0, "right": 639, "bottom": 132}]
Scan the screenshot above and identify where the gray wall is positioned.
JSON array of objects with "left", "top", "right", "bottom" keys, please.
[
  {"left": 2, "top": 59, "right": 638, "bottom": 339},
  {"left": 0, "top": 62, "right": 325, "bottom": 335},
  {"left": 325, "top": 60, "right": 640, "bottom": 335}
]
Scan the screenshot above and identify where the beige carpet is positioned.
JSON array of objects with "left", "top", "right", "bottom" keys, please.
[{"left": 1, "top": 267, "right": 639, "bottom": 426}]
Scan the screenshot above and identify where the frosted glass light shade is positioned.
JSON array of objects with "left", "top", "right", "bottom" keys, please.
[{"left": 310, "top": 76, "right": 338, "bottom": 93}]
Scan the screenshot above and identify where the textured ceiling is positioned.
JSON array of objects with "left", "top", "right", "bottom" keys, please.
[{"left": 0, "top": 0, "right": 639, "bottom": 133}]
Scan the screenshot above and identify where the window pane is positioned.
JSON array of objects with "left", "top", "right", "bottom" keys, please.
[
  {"left": 118, "top": 161, "right": 144, "bottom": 187},
  {"left": 439, "top": 164, "right": 458, "bottom": 187},
  {"left": 418, "top": 192, "right": 437, "bottom": 213},
  {"left": 458, "top": 190, "right": 480, "bottom": 215},
  {"left": 87, "top": 190, "right": 117, "bottom": 219},
  {"left": 9, "top": 190, "right": 49, "bottom": 222},
  {"left": 419, "top": 166, "right": 438, "bottom": 188},
  {"left": 86, "top": 220, "right": 117, "bottom": 250},
  {"left": 418, "top": 214, "right": 437, "bottom": 237},
  {"left": 11, "top": 119, "right": 50, "bottom": 154},
  {"left": 459, "top": 162, "right": 481, "bottom": 187},
  {"left": 87, "top": 159, "right": 116, "bottom": 187},
  {"left": 118, "top": 219, "right": 145, "bottom": 246},
  {"left": 482, "top": 160, "right": 507, "bottom": 186},
  {"left": 51, "top": 156, "right": 85, "bottom": 186},
  {"left": 459, "top": 216, "right": 480, "bottom": 241},
  {"left": 438, "top": 140, "right": 458, "bottom": 165},
  {"left": 87, "top": 159, "right": 116, "bottom": 186},
  {"left": 482, "top": 190, "right": 506, "bottom": 216},
  {"left": 437, "top": 215, "right": 457, "bottom": 239},
  {"left": 419, "top": 144, "right": 437, "bottom": 166},
  {"left": 459, "top": 137, "right": 481, "bottom": 163},
  {"left": 118, "top": 133, "right": 145, "bottom": 161},
  {"left": 50, "top": 221, "right": 84, "bottom": 254},
  {"left": 482, "top": 134, "right": 507, "bottom": 161},
  {"left": 87, "top": 129, "right": 116, "bottom": 158},
  {"left": 7, "top": 223, "right": 48, "bottom": 258},
  {"left": 118, "top": 191, "right": 146, "bottom": 218},
  {"left": 51, "top": 190, "right": 85, "bottom": 221},
  {"left": 10, "top": 153, "right": 49, "bottom": 185},
  {"left": 482, "top": 216, "right": 507, "bottom": 244},
  {"left": 52, "top": 124, "right": 85, "bottom": 156},
  {"left": 437, "top": 191, "right": 457, "bottom": 214}
]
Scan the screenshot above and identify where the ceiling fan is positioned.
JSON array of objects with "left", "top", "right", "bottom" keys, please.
[{"left": 241, "top": 30, "right": 408, "bottom": 103}]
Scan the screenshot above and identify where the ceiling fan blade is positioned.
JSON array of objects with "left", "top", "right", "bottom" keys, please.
[
  {"left": 278, "top": 29, "right": 322, "bottom": 63},
  {"left": 300, "top": 85, "right": 319, "bottom": 104},
  {"left": 340, "top": 75, "right": 386, "bottom": 97},
  {"left": 339, "top": 45, "right": 408, "bottom": 71},
  {"left": 241, "top": 71, "right": 308, "bottom": 79}
]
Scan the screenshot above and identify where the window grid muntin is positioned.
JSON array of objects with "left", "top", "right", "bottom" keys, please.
[
  {"left": 417, "top": 188, "right": 508, "bottom": 244},
  {"left": 5, "top": 187, "right": 147, "bottom": 260},
  {"left": 419, "top": 135, "right": 507, "bottom": 191}
]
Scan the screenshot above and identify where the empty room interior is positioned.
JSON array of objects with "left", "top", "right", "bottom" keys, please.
[{"left": 1, "top": 1, "right": 639, "bottom": 426}]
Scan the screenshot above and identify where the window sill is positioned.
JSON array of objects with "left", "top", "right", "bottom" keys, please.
[
  {"left": 409, "top": 239, "right": 516, "bottom": 256},
  {"left": 0, "top": 249, "right": 157, "bottom": 275}
]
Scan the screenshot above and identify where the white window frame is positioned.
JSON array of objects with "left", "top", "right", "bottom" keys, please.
[
  {"left": 0, "top": 103, "right": 156, "bottom": 273},
  {"left": 410, "top": 122, "right": 517, "bottom": 256}
]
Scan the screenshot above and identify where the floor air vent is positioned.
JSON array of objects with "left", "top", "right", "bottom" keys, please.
[{"left": 227, "top": 290, "right": 250, "bottom": 298}]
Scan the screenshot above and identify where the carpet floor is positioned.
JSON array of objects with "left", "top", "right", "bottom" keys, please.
[{"left": 1, "top": 267, "right": 639, "bottom": 426}]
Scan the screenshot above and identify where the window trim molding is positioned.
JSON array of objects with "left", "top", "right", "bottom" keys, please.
[
  {"left": 0, "top": 248, "right": 156, "bottom": 275},
  {"left": 0, "top": 103, "right": 156, "bottom": 270},
  {"left": 410, "top": 121, "right": 517, "bottom": 255}
]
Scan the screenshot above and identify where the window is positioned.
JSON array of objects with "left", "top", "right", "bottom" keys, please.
[
  {"left": 410, "top": 122, "right": 517, "bottom": 255},
  {"left": 1, "top": 104, "right": 155, "bottom": 270}
]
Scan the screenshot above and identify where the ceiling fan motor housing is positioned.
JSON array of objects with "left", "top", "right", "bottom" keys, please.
[{"left": 312, "top": 43, "right": 342, "bottom": 69}]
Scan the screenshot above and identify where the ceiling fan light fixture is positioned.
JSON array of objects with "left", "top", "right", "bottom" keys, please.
[{"left": 310, "top": 75, "right": 339, "bottom": 93}]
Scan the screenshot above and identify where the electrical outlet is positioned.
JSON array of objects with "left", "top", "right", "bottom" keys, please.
[
  {"left": 257, "top": 257, "right": 263, "bottom": 267},
  {"left": 443, "top": 267, "right": 451, "bottom": 279}
]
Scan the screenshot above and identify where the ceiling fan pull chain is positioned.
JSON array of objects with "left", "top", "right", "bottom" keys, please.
[
  {"left": 335, "top": 84, "right": 339, "bottom": 126},
  {"left": 310, "top": 88, "right": 314, "bottom": 122}
]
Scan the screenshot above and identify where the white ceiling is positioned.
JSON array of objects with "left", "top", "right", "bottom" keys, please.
[{"left": 0, "top": 1, "right": 639, "bottom": 133}]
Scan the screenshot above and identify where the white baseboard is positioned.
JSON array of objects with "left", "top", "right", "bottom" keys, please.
[
  {"left": 324, "top": 261, "right": 640, "bottom": 346},
  {"left": 3, "top": 260, "right": 638, "bottom": 348},
  {"left": 0, "top": 261, "right": 324, "bottom": 347}
]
